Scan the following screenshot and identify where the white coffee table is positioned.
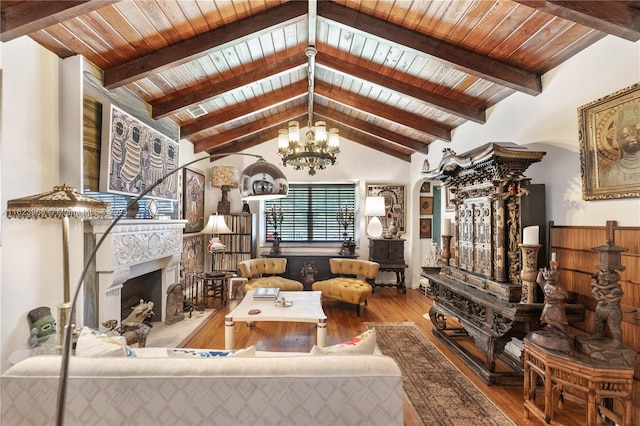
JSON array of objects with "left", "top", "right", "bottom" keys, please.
[{"left": 225, "top": 290, "right": 327, "bottom": 350}]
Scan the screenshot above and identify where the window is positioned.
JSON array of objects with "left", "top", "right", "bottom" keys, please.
[{"left": 264, "top": 183, "right": 356, "bottom": 243}]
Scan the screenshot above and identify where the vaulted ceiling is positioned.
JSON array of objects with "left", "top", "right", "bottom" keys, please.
[{"left": 2, "top": 1, "right": 639, "bottom": 163}]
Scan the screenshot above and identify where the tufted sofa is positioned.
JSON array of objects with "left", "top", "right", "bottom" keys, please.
[
  {"left": 238, "top": 257, "right": 304, "bottom": 291},
  {"left": 312, "top": 258, "right": 379, "bottom": 316},
  {"left": 1, "top": 347, "right": 403, "bottom": 426}
]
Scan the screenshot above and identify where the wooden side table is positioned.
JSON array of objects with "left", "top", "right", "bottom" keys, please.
[
  {"left": 523, "top": 338, "right": 634, "bottom": 426},
  {"left": 201, "top": 272, "right": 233, "bottom": 308}
]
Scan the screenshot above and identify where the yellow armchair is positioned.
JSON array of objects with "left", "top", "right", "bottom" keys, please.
[
  {"left": 238, "top": 258, "right": 304, "bottom": 291},
  {"left": 312, "top": 258, "right": 379, "bottom": 316}
]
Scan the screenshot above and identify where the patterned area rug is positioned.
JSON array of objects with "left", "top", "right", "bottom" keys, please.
[{"left": 365, "top": 322, "right": 515, "bottom": 426}]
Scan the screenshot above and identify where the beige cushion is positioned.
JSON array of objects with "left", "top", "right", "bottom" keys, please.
[
  {"left": 329, "top": 258, "right": 379, "bottom": 279},
  {"left": 245, "top": 277, "right": 303, "bottom": 291},
  {"left": 312, "top": 259, "right": 378, "bottom": 306},
  {"left": 312, "top": 277, "right": 372, "bottom": 304},
  {"left": 239, "top": 258, "right": 304, "bottom": 291}
]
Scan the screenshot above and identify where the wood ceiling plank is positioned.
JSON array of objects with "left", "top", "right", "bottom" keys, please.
[
  {"left": 318, "top": 1, "right": 542, "bottom": 96},
  {"left": 513, "top": 0, "right": 640, "bottom": 41},
  {"left": 316, "top": 81, "right": 452, "bottom": 142},
  {"left": 192, "top": 105, "right": 307, "bottom": 152},
  {"left": 0, "top": 0, "right": 118, "bottom": 42},
  {"left": 181, "top": 81, "right": 307, "bottom": 138},
  {"left": 317, "top": 53, "right": 485, "bottom": 123},
  {"left": 327, "top": 125, "right": 413, "bottom": 162},
  {"left": 315, "top": 105, "right": 430, "bottom": 154},
  {"left": 103, "top": 1, "right": 307, "bottom": 88},
  {"left": 151, "top": 53, "right": 307, "bottom": 118}
]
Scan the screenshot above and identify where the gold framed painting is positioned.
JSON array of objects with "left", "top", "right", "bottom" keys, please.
[
  {"left": 578, "top": 83, "right": 640, "bottom": 200},
  {"left": 419, "top": 218, "right": 432, "bottom": 239},
  {"left": 366, "top": 183, "right": 406, "bottom": 234},
  {"left": 419, "top": 196, "right": 433, "bottom": 215}
]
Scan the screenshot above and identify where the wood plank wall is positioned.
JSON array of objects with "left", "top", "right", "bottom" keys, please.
[{"left": 549, "top": 220, "right": 639, "bottom": 416}]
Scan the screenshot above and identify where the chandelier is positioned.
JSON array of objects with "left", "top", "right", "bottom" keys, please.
[{"left": 277, "top": 47, "right": 340, "bottom": 175}]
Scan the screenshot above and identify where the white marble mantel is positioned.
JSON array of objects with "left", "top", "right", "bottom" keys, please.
[{"left": 87, "top": 219, "right": 187, "bottom": 327}]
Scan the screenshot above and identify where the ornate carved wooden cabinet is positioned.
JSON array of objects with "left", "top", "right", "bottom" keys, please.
[{"left": 423, "top": 143, "right": 583, "bottom": 385}]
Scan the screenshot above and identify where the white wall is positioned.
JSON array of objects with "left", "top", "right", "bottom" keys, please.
[
  {"left": 1, "top": 34, "right": 638, "bottom": 370},
  {"left": 1, "top": 38, "right": 63, "bottom": 371},
  {"left": 418, "top": 35, "right": 640, "bottom": 227}
]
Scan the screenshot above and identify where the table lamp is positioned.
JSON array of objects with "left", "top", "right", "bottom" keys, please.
[
  {"left": 365, "top": 196, "right": 385, "bottom": 238},
  {"left": 202, "top": 213, "right": 233, "bottom": 273},
  {"left": 211, "top": 165, "right": 239, "bottom": 214}
]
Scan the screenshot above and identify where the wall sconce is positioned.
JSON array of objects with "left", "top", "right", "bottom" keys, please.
[
  {"left": 364, "top": 196, "right": 385, "bottom": 238},
  {"left": 211, "top": 165, "right": 239, "bottom": 214}
]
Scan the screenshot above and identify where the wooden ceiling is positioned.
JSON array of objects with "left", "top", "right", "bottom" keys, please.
[{"left": 2, "top": 1, "right": 639, "bottom": 162}]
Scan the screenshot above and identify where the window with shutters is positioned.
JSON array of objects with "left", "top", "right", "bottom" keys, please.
[{"left": 264, "top": 183, "right": 356, "bottom": 243}]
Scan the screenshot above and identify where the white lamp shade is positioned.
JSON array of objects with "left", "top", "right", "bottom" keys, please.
[
  {"left": 367, "top": 216, "right": 384, "bottom": 238},
  {"left": 364, "top": 196, "right": 386, "bottom": 216},
  {"left": 202, "top": 214, "right": 232, "bottom": 235}
]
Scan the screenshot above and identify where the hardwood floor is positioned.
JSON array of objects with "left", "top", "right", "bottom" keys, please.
[{"left": 183, "top": 287, "right": 581, "bottom": 425}]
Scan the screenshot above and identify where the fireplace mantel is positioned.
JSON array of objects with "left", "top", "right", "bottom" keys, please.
[{"left": 85, "top": 219, "right": 186, "bottom": 327}]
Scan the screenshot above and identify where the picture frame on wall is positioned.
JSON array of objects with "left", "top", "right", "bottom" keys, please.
[
  {"left": 419, "top": 196, "right": 434, "bottom": 215},
  {"left": 420, "top": 218, "right": 432, "bottom": 239},
  {"left": 182, "top": 234, "right": 205, "bottom": 278},
  {"left": 445, "top": 187, "right": 456, "bottom": 212},
  {"left": 183, "top": 168, "right": 205, "bottom": 233},
  {"left": 420, "top": 181, "right": 431, "bottom": 193},
  {"left": 578, "top": 82, "right": 640, "bottom": 200},
  {"left": 366, "top": 183, "right": 406, "bottom": 234},
  {"left": 100, "top": 104, "right": 180, "bottom": 200}
]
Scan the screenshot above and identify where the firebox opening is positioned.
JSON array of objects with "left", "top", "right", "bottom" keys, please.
[{"left": 120, "top": 270, "right": 162, "bottom": 323}]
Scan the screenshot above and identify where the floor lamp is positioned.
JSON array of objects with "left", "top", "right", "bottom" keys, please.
[
  {"left": 17, "top": 155, "right": 288, "bottom": 426},
  {"left": 202, "top": 214, "right": 233, "bottom": 274},
  {"left": 5, "top": 185, "right": 110, "bottom": 345}
]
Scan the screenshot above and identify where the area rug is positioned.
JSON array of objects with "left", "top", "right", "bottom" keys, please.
[
  {"left": 365, "top": 322, "right": 515, "bottom": 426},
  {"left": 145, "top": 309, "right": 215, "bottom": 348}
]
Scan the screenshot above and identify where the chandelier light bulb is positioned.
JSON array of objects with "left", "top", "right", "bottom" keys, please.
[
  {"left": 288, "top": 121, "right": 300, "bottom": 144},
  {"left": 315, "top": 121, "right": 327, "bottom": 145}
]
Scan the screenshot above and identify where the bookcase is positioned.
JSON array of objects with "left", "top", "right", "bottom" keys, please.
[{"left": 218, "top": 214, "right": 256, "bottom": 273}]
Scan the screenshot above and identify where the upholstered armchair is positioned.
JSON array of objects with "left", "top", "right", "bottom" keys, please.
[
  {"left": 312, "top": 258, "right": 379, "bottom": 316},
  {"left": 238, "top": 258, "right": 304, "bottom": 291}
]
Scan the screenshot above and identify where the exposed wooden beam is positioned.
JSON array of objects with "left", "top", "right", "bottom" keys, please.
[
  {"left": 315, "top": 81, "right": 452, "bottom": 142},
  {"left": 152, "top": 53, "right": 307, "bottom": 119},
  {"left": 103, "top": 1, "right": 307, "bottom": 89},
  {"left": 314, "top": 105, "right": 431, "bottom": 154},
  {"left": 181, "top": 82, "right": 307, "bottom": 139},
  {"left": 192, "top": 107, "right": 307, "bottom": 153},
  {"left": 1, "top": 0, "right": 118, "bottom": 42},
  {"left": 319, "top": 123, "right": 413, "bottom": 162},
  {"left": 318, "top": 2, "right": 542, "bottom": 96},
  {"left": 513, "top": 1, "right": 640, "bottom": 41},
  {"left": 316, "top": 53, "right": 486, "bottom": 124}
]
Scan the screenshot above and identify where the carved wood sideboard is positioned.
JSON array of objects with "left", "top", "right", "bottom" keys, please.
[{"left": 423, "top": 143, "right": 584, "bottom": 385}]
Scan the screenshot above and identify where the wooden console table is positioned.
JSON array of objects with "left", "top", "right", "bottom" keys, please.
[
  {"left": 368, "top": 238, "right": 407, "bottom": 293},
  {"left": 523, "top": 338, "right": 634, "bottom": 426},
  {"left": 260, "top": 252, "right": 358, "bottom": 290}
]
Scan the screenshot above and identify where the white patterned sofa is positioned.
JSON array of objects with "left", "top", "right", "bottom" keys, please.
[{"left": 1, "top": 334, "right": 403, "bottom": 425}]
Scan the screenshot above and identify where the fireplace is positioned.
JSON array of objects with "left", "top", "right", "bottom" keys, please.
[
  {"left": 120, "top": 269, "right": 162, "bottom": 322},
  {"left": 84, "top": 219, "right": 186, "bottom": 328}
]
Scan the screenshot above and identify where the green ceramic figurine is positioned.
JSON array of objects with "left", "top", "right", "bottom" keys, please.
[{"left": 27, "top": 306, "right": 56, "bottom": 344}]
